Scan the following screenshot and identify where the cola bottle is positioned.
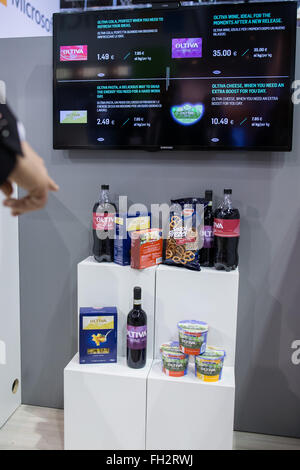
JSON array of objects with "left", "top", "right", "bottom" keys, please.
[
  {"left": 199, "top": 190, "right": 214, "bottom": 267},
  {"left": 127, "top": 287, "right": 147, "bottom": 369},
  {"left": 93, "top": 185, "right": 116, "bottom": 262},
  {"left": 214, "top": 189, "right": 240, "bottom": 271}
]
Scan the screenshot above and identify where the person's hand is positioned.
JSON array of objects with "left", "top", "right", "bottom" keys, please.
[{"left": 0, "top": 141, "right": 59, "bottom": 216}]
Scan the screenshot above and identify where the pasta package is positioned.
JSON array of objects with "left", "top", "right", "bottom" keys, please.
[
  {"left": 79, "top": 307, "right": 118, "bottom": 364},
  {"left": 163, "top": 198, "right": 207, "bottom": 271}
]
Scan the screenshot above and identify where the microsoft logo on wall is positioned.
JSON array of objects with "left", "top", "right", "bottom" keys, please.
[{"left": 0, "top": 0, "right": 54, "bottom": 33}]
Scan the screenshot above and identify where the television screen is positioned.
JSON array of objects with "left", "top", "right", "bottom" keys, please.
[{"left": 53, "top": 1, "right": 297, "bottom": 151}]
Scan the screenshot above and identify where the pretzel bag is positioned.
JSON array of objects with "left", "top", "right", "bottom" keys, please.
[{"left": 163, "top": 198, "right": 206, "bottom": 271}]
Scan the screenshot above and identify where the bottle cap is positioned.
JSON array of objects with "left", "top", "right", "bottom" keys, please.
[
  {"left": 205, "top": 190, "right": 213, "bottom": 201},
  {"left": 134, "top": 286, "right": 142, "bottom": 300},
  {"left": 224, "top": 189, "right": 232, "bottom": 195},
  {"left": 101, "top": 185, "right": 109, "bottom": 190}
]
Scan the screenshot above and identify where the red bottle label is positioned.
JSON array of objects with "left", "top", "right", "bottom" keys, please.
[
  {"left": 214, "top": 219, "right": 240, "bottom": 238},
  {"left": 93, "top": 213, "right": 115, "bottom": 231}
]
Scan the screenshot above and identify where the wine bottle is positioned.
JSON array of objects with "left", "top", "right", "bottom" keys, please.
[{"left": 127, "top": 287, "right": 147, "bottom": 369}]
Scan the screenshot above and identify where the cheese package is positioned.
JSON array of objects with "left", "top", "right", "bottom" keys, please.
[
  {"left": 79, "top": 307, "right": 118, "bottom": 364},
  {"left": 131, "top": 229, "right": 163, "bottom": 270},
  {"left": 114, "top": 213, "right": 151, "bottom": 266}
]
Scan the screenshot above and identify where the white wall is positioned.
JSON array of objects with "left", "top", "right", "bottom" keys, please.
[
  {"left": 0, "top": 188, "right": 21, "bottom": 428},
  {"left": 0, "top": 0, "right": 60, "bottom": 39}
]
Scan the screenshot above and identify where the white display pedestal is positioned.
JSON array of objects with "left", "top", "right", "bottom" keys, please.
[
  {"left": 64, "top": 259, "right": 239, "bottom": 450},
  {"left": 147, "top": 361, "right": 235, "bottom": 450},
  {"left": 64, "top": 354, "right": 152, "bottom": 450},
  {"left": 65, "top": 258, "right": 156, "bottom": 450},
  {"left": 147, "top": 265, "right": 239, "bottom": 450}
]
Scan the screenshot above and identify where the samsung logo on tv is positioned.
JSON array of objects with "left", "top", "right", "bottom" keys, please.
[{"left": 11, "top": 0, "right": 53, "bottom": 33}]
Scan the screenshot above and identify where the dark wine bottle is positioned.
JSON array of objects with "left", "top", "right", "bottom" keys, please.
[
  {"left": 199, "top": 190, "right": 214, "bottom": 267},
  {"left": 127, "top": 287, "right": 147, "bottom": 369}
]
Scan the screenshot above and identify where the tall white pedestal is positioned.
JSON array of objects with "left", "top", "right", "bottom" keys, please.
[
  {"left": 64, "top": 354, "right": 152, "bottom": 450},
  {"left": 65, "top": 258, "right": 156, "bottom": 450}
]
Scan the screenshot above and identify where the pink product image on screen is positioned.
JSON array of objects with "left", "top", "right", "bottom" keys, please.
[
  {"left": 60, "top": 45, "right": 88, "bottom": 61},
  {"left": 172, "top": 38, "right": 202, "bottom": 59}
]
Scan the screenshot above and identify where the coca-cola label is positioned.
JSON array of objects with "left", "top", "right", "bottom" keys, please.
[
  {"left": 202, "top": 225, "right": 214, "bottom": 248},
  {"left": 127, "top": 325, "right": 147, "bottom": 350},
  {"left": 93, "top": 213, "right": 115, "bottom": 231},
  {"left": 214, "top": 219, "right": 240, "bottom": 238}
]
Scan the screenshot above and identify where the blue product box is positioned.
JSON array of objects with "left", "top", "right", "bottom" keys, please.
[
  {"left": 114, "top": 213, "right": 151, "bottom": 266},
  {"left": 79, "top": 307, "right": 118, "bottom": 364}
]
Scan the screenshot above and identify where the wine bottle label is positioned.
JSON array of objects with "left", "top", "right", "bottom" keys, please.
[
  {"left": 127, "top": 325, "right": 147, "bottom": 350},
  {"left": 93, "top": 213, "right": 115, "bottom": 231},
  {"left": 214, "top": 219, "right": 240, "bottom": 238},
  {"left": 201, "top": 225, "right": 214, "bottom": 248}
]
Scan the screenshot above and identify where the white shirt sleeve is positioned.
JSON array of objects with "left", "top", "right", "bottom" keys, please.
[{"left": 17, "top": 121, "right": 26, "bottom": 142}]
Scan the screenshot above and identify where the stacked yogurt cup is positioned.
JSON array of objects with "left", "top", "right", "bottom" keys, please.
[
  {"left": 160, "top": 320, "right": 226, "bottom": 382},
  {"left": 160, "top": 341, "right": 189, "bottom": 377}
]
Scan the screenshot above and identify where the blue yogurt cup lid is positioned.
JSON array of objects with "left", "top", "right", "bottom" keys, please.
[
  {"left": 178, "top": 320, "right": 208, "bottom": 334},
  {"left": 195, "top": 346, "right": 226, "bottom": 363}
]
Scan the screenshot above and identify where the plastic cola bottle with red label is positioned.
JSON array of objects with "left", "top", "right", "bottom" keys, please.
[
  {"left": 93, "top": 185, "right": 116, "bottom": 262},
  {"left": 214, "top": 189, "right": 240, "bottom": 271},
  {"left": 127, "top": 287, "right": 147, "bottom": 369}
]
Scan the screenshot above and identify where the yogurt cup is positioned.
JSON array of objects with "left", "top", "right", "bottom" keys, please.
[
  {"left": 161, "top": 343, "right": 189, "bottom": 378},
  {"left": 178, "top": 320, "right": 208, "bottom": 355},
  {"left": 195, "top": 347, "right": 226, "bottom": 382}
]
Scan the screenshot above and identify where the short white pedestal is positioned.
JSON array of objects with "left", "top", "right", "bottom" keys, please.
[
  {"left": 78, "top": 257, "right": 156, "bottom": 359},
  {"left": 147, "top": 264, "right": 239, "bottom": 450},
  {"left": 64, "top": 354, "right": 152, "bottom": 450},
  {"left": 146, "top": 361, "right": 235, "bottom": 450}
]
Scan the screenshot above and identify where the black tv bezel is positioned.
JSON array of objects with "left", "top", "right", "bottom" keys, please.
[{"left": 53, "top": 1, "right": 298, "bottom": 152}]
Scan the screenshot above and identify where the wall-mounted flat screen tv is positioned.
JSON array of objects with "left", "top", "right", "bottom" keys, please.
[{"left": 53, "top": 1, "right": 297, "bottom": 151}]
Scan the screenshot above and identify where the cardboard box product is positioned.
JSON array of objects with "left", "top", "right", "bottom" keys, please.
[
  {"left": 114, "top": 213, "right": 151, "bottom": 266},
  {"left": 131, "top": 229, "right": 163, "bottom": 269},
  {"left": 79, "top": 307, "right": 118, "bottom": 364}
]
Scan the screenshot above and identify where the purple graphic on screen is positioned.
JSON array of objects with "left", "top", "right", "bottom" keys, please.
[{"left": 172, "top": 38, "right": 202, "bottom": 59}]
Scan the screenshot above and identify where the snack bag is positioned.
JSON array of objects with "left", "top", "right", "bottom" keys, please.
[{"left": 163, "top": 198, "right": 206, "bottom": 271}]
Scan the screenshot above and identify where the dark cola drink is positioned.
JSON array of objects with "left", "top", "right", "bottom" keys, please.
[
  {"left": 214, "top": 189, "right": 240, "bottom": 271},
  {"left": 199, "top": 190, "right": 214, "bottom": 267},
  {"left": 93, "top": 185, "right": 116, "bottom": 262},
  {"left": 127, "top": 287, "right": 147, "bottom": 369}
]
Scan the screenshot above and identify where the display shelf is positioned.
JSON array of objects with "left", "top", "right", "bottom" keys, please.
[
  {"left": 65, "top": 258, "right": 239, "bottom": 450},
  {"left": 65, "top": 352, "right": 152, "bottom": 378},
  {"left": 78, "top": 257, "right": 156, "bottom": 359},
  {"left": 64, "top": 354, "right": 152, "bottom": 450},
  {"left": 155, "top": 264, "right": 239, "bottom": 366},
  {"left": 146, "top": 360, "right": 235, "bottom": 450}
]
